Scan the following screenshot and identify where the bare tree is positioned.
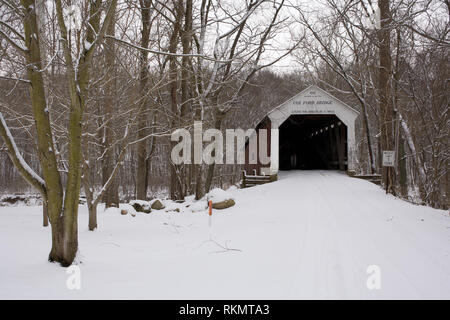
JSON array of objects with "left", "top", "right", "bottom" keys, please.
[{"left": 0, "top": 0, "right": 117, "bottom": 265}]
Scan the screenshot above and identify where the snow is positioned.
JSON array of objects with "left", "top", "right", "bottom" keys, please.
[
  {"left": 0, "top": 171, "right": 449, "bottom": 299},
  {"left": 162, "top": 200, "right": 182, "bottom": 212},
  {"left": 129, "top": 199, "right": 150, "bottom": 207},
  {"left": 188, "top": 200, "right": 208, "bottom": 212},
  {"left": 84, "top": 41, "right": 92, "bottom": 51},
  {"left": 207, "top": 188, "right": 233, "bottom": 203},
  {"left": 115, "top": 203, "right": 137, "bottom": 216}
]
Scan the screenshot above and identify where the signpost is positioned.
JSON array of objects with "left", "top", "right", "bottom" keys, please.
[{"left": 382, "top": 150, "right": 395, "bottom": 167}]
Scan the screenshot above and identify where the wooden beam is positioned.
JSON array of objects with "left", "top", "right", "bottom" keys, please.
[{"left": 335, "top": 124, "right": 345, "bottom": 170}]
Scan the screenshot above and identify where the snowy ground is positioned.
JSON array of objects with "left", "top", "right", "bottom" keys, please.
[{"left": 0, "top": 170, "right": 449, "bottom": 299}]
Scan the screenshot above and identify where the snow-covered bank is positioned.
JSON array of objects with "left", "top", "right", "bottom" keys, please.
[{"left": 0, "top": 171, "right": 449, "bottom": 299}]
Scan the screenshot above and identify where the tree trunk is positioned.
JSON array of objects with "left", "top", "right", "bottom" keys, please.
[
  {"left": 180, "top": 0, "right": 193, "bottom": 198},
  {"left": 136, "top": 0, "right": 152, "bottom": 200},
  {"left": 169, "top": 0, "right": 183, "bottom": 200},
  {"left": 195, "top": 164, "right": 203, "bottom": 200},
  {"left": 398, "top": 132, "right": 408, "bottom": 197},
  {"left": 204, "top": 110, "right": 225, "bottom": 194},
  {"left": 180, "top": 0, "right": 192, "bottom": 119},
  {"left": 1, "top": 0, "right": 117, "bottom": 267},
  {"left": 360, "top": 100, "right": 375, "bottom": 174},
  {"left": 54, "top": 0, "right": 114, "bottom": 265},
  {"left": 378, "top": 0, "right": 396, "bottom": 194},
  {"left": 22, "top": 0, "right": 66, "bottom": 262},
  {"left": 102, "top": 2, "right": 119, "bottom": 208},
  {"left": 62, "top": 206, "right": 78, "bottom": 266},
  {"left": 62, "top": 104, "right": 82, "bottom": 265},
  {"left": 88, "top": 203, "right": 97, "bottom": 231},
  {"left": 43, "top": 200, "right": 48, "bottom": 227},
  {"left": 48, "top": 215, "right": 65, "bottom": 263},
  {"left": 23, "top": 0, "right": 64, "bottom": 223},
  {"left": 82, "top": 165, "right": 97, "bottom": 231},
  {"left": 445, "top": 162, "right": 449, "bottom": 210},
  {"left": 400, "top": 116, "right": 427, "bottom": 202}
]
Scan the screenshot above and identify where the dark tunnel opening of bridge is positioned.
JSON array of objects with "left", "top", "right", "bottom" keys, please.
[{"left": 279, "top": 114, "right": 347, "bottom": 171}]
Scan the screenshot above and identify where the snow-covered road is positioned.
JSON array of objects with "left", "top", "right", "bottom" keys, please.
[{"left": 1, "top": 171, "right": 449, "bottom": 299}]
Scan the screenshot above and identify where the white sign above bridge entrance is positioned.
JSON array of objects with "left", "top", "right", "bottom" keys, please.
[
  {"left": 268, "top": 85, "right": 359, "bottom": 128},
  {"left": 290, "top": 89, "right": 335, "bottom": 114}
]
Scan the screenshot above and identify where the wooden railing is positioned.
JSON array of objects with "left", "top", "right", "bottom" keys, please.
[
  {"left": 353, "top": 174, "right": 382, "bottom": 185},
  {"left": 241, "top": 170, "right": 272, "bottom": 188}
]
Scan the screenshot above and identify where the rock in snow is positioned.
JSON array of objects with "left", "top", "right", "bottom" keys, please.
[
  {"left": 151, "top": 199, "right": 165, "bottom": 210},
  {"left": 207, "top": 188, "right": 235, "bottom": 209},
  {"left": 212, "top": 198, "right": 235, "bottom": 210},
  {"left": 129, "top": 200, "right": 151, "bottom": 213}
]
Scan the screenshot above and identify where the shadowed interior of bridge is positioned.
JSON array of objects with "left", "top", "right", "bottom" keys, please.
[{"left": 279, "top": 115, "right": 347, "bottom": 170}]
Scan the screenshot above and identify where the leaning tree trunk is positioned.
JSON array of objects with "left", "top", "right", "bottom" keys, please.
[
  {"left": 398, "top": 132, "right": 408, "bottom": 198},
  {"left": 23, "top": 0, "right": 66, "bottom": 261}
]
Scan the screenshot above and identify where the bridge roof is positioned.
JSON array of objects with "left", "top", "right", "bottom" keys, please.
[{"left": 254, "top": 85, "right": 359, "bottom": 129}]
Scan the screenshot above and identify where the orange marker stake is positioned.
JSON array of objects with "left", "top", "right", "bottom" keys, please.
[{"left": 208, "top": 200, "right": 212, "bottom": 229}]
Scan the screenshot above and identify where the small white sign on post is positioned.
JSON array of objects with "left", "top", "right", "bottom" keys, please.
[{"left": 382, "top": 151, "right": 395, "bottom": 167}]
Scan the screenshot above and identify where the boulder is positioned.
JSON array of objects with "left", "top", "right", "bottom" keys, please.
[
  {"left": 151, "top": 199, "right": 165, "bottom": 210},
  {"left": 0, "top": 195, "right": 42, "bottom": 207},
  {"left": 208, "top": 188, "right": 236, "bottom": 210},
  {"left": 120, "top": 209, "right": 128, "bottom": 215},
  {"left": 212, "top": 198, "right": 235, "bottom": 210},
  {"left": 130, "top": 201, "right": 151, "bottom": 213}
]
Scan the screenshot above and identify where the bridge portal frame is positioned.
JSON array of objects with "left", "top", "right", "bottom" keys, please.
[{"left": 244, "top": 85, "right": 359, "bottom": 179}]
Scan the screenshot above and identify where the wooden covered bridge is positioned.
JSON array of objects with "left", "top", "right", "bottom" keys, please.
[{"left": 243, "top": 85, "right": 362, "bottom": 187}]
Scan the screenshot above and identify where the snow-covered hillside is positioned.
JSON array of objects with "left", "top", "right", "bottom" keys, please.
[{"left": 0, "top": 171, "right": 449, "bottom": 299}]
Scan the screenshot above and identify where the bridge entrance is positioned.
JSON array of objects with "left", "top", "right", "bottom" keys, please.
[
  {"left": 244, "top": 85, "right": 358, "bottom": 178},
  {"left": 279, "top": 115, "right": 347, "bottom": 171}
]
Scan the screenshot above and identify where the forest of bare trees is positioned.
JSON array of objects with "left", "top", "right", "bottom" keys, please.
[{"left": 0, "top": 0, "right": 448, "bottom": 266}]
